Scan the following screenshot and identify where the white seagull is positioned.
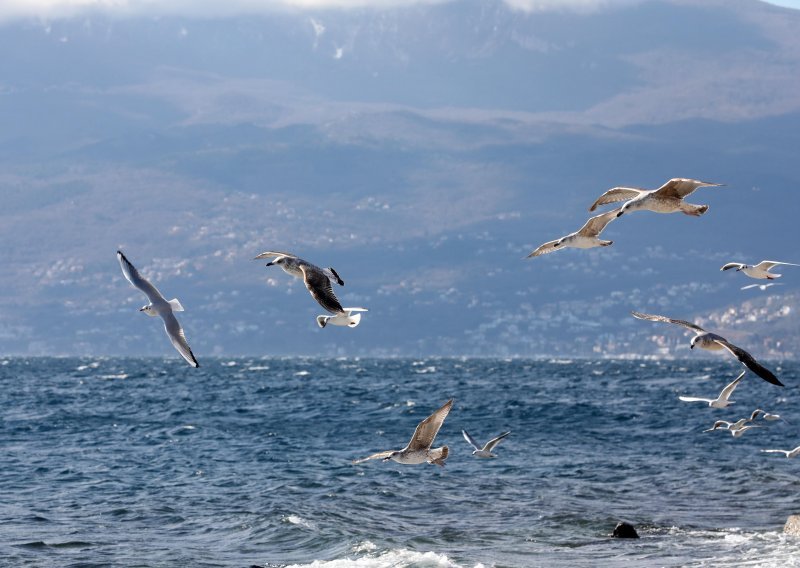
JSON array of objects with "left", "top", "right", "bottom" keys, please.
[
  {"left": 761, "top": 446, "right": 800, "bottom": 458},
  {"left": 631, "top": 311, "right": 783, "bottom": 387},
  {"left": 255, "top": 251, "right": 366, "bottom": 327},
  {"left": 703, "top": 420, "right": 761, "bottom": 437},
  {"left": 678, "top": 371, "right": 745, "bottom": 409},
  {"left": 750, "top": 408, "right": 785, "bottom": 423},
  {"left": 462, "top": 430, "right": 510, "bottom": 458},
  {"left": 741, "top": 283, "right": 782, "bottom": 291},
  {"left": 117, "top": 251, "right": 199, "bottom": 368},
  {"left": 526, "top": 208, "right": 620, "bottom": 258},
  {"left": 353, "top": 400, "right": 453, "bottom": 467},
  {"left": 721, "top": 260, "right": 799, "bottom": 280},
  {"left": 588, "top": 177, "right": 722, "bottom": 218}
]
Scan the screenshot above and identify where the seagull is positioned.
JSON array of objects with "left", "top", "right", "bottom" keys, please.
[
  {"left": 761, "top": 446, "right": 800, "bottom": 458},
  {"left": 353, "top": 400, "right": 453, "bottom": 467},
  {"left": 526, "top": 208, "right": 620, "bottom": 258},
  {"left": 255, "top": 251, "right": 360, "bottom": 321},
  {"left": 317, "top": 307, "right": 368, "bottom": 329},
  {"left": 678, "top": 371, "right": 745, "bottom": 408},
  {"left": 721, "top": 260, "right": 799, "bottom": 280},
  {"left": 588, "top": 178, "right": 722, "bottom": 217},
  {"left": 462, "top": 430, "right": 510, "bottom": 458},
  {"left": 750, "top": 408, "right": 785, "bottom": 423},
  {"left": 741, "top": 283, "right": 782, "bottom": 291},
  {"left": 630, "top": 311, "right": 783, "bottom": 387},
  {"left": 703, "top": 420, "right": 761, "bottom": 437},
  {"left": 117, "top": 251, "right": 199, "bottom": 368}
]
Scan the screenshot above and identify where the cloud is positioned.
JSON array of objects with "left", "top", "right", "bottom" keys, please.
[{"left": 0, "top": 0, "right": 634, "bottom": 22}]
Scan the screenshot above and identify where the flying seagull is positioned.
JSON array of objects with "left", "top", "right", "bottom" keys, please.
[
  {"left": 462, "top": 430, "right": 510, "bottom": 458},
  {"left": 630, "top": 311, "right": 783, "bottom": 387},
  {"left": 761, "top": 446, "right": 800, "bottom": 458},
  {"left": 704, "top": 420, "right": 761, "bottom": 437},
  {"left": 721, "top": 260, "right": 799, "bottom": 280},
  {"left": 526, "top": 208, "right": 620, "bottom": 258},
  {"left": 588, "top": 178, "right": 722, "bottom": 217},
  {"left": 255, "top": 251, "right": 365, "bottom": 325},
  {"left": 353, "top": 399, "right": 453, "bottom": 467},
  {"left": 741, "top": 283, "right": 782, "bottom": 291},
  {"left": 117, "top": 250, "right": 199, "bottom": 367},
  {"left": 750, "top": 408, "right": 786, "bottom": 423},
  {"left": 678, "top": 371, "right": 745, "bottom": 409}
]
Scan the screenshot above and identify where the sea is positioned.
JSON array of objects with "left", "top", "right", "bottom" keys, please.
[{"left": 2, "top": 357, "right": 800, "bottom": 567}]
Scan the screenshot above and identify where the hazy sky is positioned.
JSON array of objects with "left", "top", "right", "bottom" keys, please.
[
  {"left": 0, "top": 0, "right": 649, "bottom": 22},
  {"left": 0, "top": 0, "right": 797, "bottom": 22}
]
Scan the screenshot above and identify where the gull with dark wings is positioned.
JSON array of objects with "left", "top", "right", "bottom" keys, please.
[
  {"left": 588, "top": 178, "right": 722, "bottom": 217},
  {"left": 462, "top": 429, "right": 510, "bottom": 458},
  {"left": 255, "top": 251, "right": 366, "bottom": 328},
  {"left": 526, "top": 208, "right": 620, "bottom": 258},
  {"left": 117, "top": 250, "right": 199, "bottom": 367},
  {"left": 630, "top": 311, "right": 783, "bottom": 387},
  {"left": 353, "top": 399, "right": 453, "bottom": 467}
]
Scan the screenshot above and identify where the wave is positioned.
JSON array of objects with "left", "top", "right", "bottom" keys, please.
[{"left": 283, "top": 548, "right": 481, "bottom": 568}]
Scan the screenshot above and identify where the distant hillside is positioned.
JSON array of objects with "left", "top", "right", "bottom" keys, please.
[{"left": 0, "top": 0, "right": 799, "bottom": 357}]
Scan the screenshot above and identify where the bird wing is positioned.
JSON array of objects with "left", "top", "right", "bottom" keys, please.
[
  {"left": 653, "top": 178, "right": 721, "bottom": 199},
  {"left": 703, "top": 420, "right": 732, "bottom": 432},
  {"left": 462, "top": 430, "right": 481, "bottom": 451},
  {"left": 720, "top": 262, "right": 745, "bottom": 272},
  {"left": 678, "top": 396, "right": 713, "bottom": 403},
  {"left": 117, "top": 251, "right": 165, "bottom": 304},
  {"left": 630, "top": 311, "right": 706, "bottom": 332},
  {"left": 760, "top": 449, "right": 791, "bottom": 456},
  {"left": 483, "top": 431, "right": 511, "bottom": 452},
  {"left": 718, "top": 371, "right": 746, "bottom": 401},
  {"left": 714, "top": 339, "right": 783, "bottom": 387},
  {"left": 300, "top": 265, "right": 345, "bottom": 315},
  {"left": 755, "top": 260, "right": 800, "bottom": 270},
  {"left": 352, "top": 450, "right": 394, "bottom": 464},
  {"left": 588, "top": 187, "right": 645, "bottom": 211},
  {"left": 526, "top": 239, "right": 561, "bottom": 258},
  {"left": 577, "top": 207, "right": 622, "bottom": 237},
  {"left": 253, "top": 250, "right": 298, "bottom": 260},
  {"left": 161, "top": 311, "right": 199, "bottom": 367},
  {"left": 407, "top": 399, "right": 453, "bottom": 452}
]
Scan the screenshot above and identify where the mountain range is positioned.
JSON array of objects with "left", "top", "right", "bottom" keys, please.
[{"left": 1, "top": 0, "right": 799, "bottom": 358}]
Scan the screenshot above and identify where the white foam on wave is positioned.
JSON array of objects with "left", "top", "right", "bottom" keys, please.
[
  {"left": 282, "top": 515, "right": 316, "bottom": 530},
  {"left": 295, "top": 370, "right": 311, "bottom": 377},
  {"left": 247, "top": 366, "right": 270, "bottom": 371},
  {"left": 657, "top": 526, "right": 794, "bottom": 566},
  {"left": 98, "top": 373, "right": 128, "bottom": 380},
  {"left": 284, "top": 548, "right": 472, "bottom": 568}
]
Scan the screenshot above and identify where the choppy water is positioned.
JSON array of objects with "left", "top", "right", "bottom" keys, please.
[{"left": 2, "top": 357, "right": 800, "bottom": 567}]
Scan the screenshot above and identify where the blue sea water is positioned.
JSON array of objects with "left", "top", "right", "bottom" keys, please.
[{"left": 2, "top": 357, "right": 800, "bottom": 567}]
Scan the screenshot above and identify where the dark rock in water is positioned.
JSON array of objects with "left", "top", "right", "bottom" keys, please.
[
  {"left": 784, "top": 515, "right": 800, "bottom": 536},
  {"left": 612, "top": 521, "right": 640, "bottom": 539}
]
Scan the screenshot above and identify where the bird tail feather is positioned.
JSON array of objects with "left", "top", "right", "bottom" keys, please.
[{"left": 429, "top": 446, "right": 449, "bottom": 467}]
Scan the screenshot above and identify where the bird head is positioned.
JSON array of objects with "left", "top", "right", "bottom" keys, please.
[{"left": 139, "top": 305, "right": 156, "bottom": 316}]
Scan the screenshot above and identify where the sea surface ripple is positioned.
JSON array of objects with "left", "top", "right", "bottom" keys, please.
[{"left": 1, "top": 357, "right": 800, "bottom": 567}]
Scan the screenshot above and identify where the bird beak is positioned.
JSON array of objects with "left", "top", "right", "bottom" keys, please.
[
  {"left": 616, "top": 211, "right": 623, "bottom": 218},
  {"left": 690, "top": 345, "right": 694, "bottom": 349},
  {"left": 138, "top": 307, "right": 145, "bottom": 312},
  {"left": 265, "top": 262, "right": 274, "bottom": 267}
]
